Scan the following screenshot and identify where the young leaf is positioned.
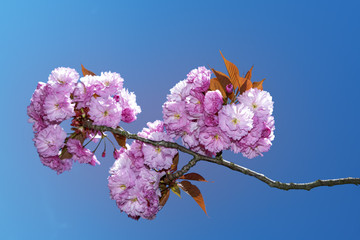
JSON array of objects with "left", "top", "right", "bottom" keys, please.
[
  {"left": 171, "top": 184, "right": 181, "bottom": 198},
  {"left": 159, "top": 189, "right": 170, "bottom": 207},
  {"left": 244, "top": 65, "right": 254, "bottom": 81},
  {"left": 179, "top": 173, "right": 208, "bottom": 182},
  {"left": 112, "top": 132, "right": 127, "bottom": 149},
  {"left": 178, "top": 180, "right": 207, "bottom": 215},
  {"left": 211, "top": 69, "right": 232, "bottom": 98},
  {"left": 252, "top": 78, "right": 265, "bottom": 90},
  {"left": 220, "top": 51, "right": 245, "bottom": 90},
  {"left": 170, "top": 153, "right": 179, "bottom": 172},
  {"left": 240, "top": 79, "right": 253, "bottom": 94},
  {"left": 59, "top": 146, "right": 72, "bottom": 160},
  {"left": 209, "top": 78, "right": 227, "bottom": 99},
  {"left": 81, "top": 64, "right": 96, "bottom": 76}
]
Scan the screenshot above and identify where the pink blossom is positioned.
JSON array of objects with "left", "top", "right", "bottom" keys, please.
[
  {"left": 142, "top": 132, "right": 177, "bottom": 170},
  {"left": 43, "top": 93, "right": 75, "bottom": 122},
  {"left": 241, "top": 138, "right": 272, "bottom": 159},
  {"left": 66, "top": 138, "right": 99, "bottom": 165},
  {"left": 218, "top": 103, "right": 254, "bottom": 140},
  {"left": 40, "top": 156, "right": 73, "bottom": 174},
  {"left": 186, "top": 66, "right": 211, "bottom": 92},
  {"left": 185, "top": 91, "right": 204, "bottom": 118},
  {"left": 167, "top": 80, "right": 193, "bottom": 102},
  {"left": 203, "top": 90, "right": 223, "bottom": 114},
  {"left": 198, "top": 126, "right": 231, "bottom": 153},
  {"left": 118, "top": 88, "right": 141, "bottom": 123},
  {"left": 98, "top": 72, "right": 124, "bottom": 97},
  {"left": 34, "top": 124, "right": 67, "bottom": 157},
  {"left": 47, "top": 67, "right": 79, "bottom": 93},
  {"left": 108, "top": 169, "right": 136, "bottom": 200},
  {"left": 163, "top": 101, "right": 189, "bottom": 132},
  {"left": 237, "top": 88, "right": 273, "bottom": 120},
  {"left": 88, "top": 96, "right": 122, "bottom": 128}
]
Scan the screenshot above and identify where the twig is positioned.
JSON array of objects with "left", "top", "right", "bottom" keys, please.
[{"left": 83, "top": 120, "right": 360, "bottom": 191}]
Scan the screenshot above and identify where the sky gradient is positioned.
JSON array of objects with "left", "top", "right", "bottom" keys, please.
[{"left": 1, "top": 0, "right": 360, "bottom": 239}]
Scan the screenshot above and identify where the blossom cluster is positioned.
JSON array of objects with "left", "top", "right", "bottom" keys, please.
[
  {"left": 27, "top": 67, "right": 141, "bottom": 174},
  {"left": 108, "top": 120, "right": 177, "bottom": 220},
  {"left": 162, "top": 67, "right": 275, "bottom": 159}
]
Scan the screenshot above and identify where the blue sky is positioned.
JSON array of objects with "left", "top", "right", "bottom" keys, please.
[{"left": 1, "top": 0, "right": 360, "bottom": 239}]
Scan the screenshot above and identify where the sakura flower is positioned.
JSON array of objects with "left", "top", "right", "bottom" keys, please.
[
  {"left": 142, "top": 132, "right": 177, "bottom": 170},
  {"left": 117, "top": 88, "right": 141, "bottom": 123},
  {"left": 88, "top": 96, "right": 122, "bottom": 128},
  {"left": 185, "top": 91, "right": 204, "bottom": 118},
  {"left": 66, "top": 138, "right": 99, "bottom": 165},
  {"left": 237, "top": 88, "right": 273, "bottom": 120},
  {"left": 40, "top": 155, "right": 73, "bottom": 174},
  {"left": 203, "top": 90, "right": 223, "bottom": 114},
  {"left": 163, "top": 101, "right": 189, "bottom": 132},
  {"left": 218, "top": 103, "right": 254, "bottom": 140},
  {"left": 198, "top": 126, "right": 231, "bottom": 153},
  {"left": 47, "top": 67, "right": 79, "bottom": 93},
  {"left": 167, "top": 79, "right": 193, "bottom": 102},
  {"left": 186, "top": 66, "right": 211, "bottom": 93},
  {"left": 43, "top": 93, "right": 74, "bottom": 122},
  {"left": 241, "top": 138, "right": 272, "bottom": 159},
  {"left": 98, "top": 71, "right": 124, "bottom": 97},
  {"left": 34, "top": 124, "right": 67, "bottom": 157}
]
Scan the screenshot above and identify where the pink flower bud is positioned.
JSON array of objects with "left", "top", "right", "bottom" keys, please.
[{"left": 226, "top": 83, "right": 233, "bottom": 94}]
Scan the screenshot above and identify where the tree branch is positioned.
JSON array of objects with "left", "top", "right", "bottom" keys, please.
[{"left": 83, "top": 121, "right": 360, "bottom": 191}]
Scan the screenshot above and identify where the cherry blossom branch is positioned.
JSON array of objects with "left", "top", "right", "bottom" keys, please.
[{"left": 83, "top": 121, "right": 360, "bottom": 191}]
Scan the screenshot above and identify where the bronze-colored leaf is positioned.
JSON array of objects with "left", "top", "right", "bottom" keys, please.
[
  {"left": 59, "top": 146, "right": 73, "bottom": 160},
  {"left": 112, "top": 132, "right": 127, "bottom": 149},
  {"left": 179, "top": 173, "right": 208, "bottom": 182},
  {"left": 211, "top": 68, "right": 233, "bottom": 98},
  {"left": 220, "top": 51, "right": 245, "bottom": 91},
  {"left": 81, "top": 64, "right": 96, "bottom": 76},
  {"left": 170, "top": 153, "right": 179, "bottom": 172},
  {"left": 171, "top": 184, "right": 181, "bottom": 198},
  {"left": 245, "top": 65, "right": 254, "bottom": 81},
  {"left": 252, "top": 78, "right": 265, "bottom": 90},
  {"left": 240, "top": 79, "right": 253, "bottom": 94},
  {"left": 209, "top": 78, "right": 227, "bottom": 99},
  {"left": 178, "top": 180, "right": 207, "bottom": 215},
  {"left": 159, "top": 189, "right": 170, "bottom": 207}
]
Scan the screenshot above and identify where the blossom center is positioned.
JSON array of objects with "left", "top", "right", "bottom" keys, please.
[
  {"left": 119, "top": 184, "right": 126, "bottom": 190},
  {"left": 155, "top": 147, "right": 162, "bottom": 153},
  {"left": 54, "top": 103, "right": 60, "bottom": 109},
  {"left": 214, "top": 134, "right": 219, "bottom": 140},
  {"left": 232, "top": 118, "right": 238, "bottom": 125},
  {"left": 131, "top": 197, "right": 138, "bottom": 202},
  {"left": 252, "top": 103, "right": 258, "bottom": 109},
  {"left": 103, "top": 110, "right": 109, "bottom": 116},
  {"left": 174, "top": 113, "right": 180, "bottom": 119}
]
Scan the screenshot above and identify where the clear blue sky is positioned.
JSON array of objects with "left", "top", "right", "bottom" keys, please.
[{"left": 1, "top": 0, "right": 360, "bottom": 239}]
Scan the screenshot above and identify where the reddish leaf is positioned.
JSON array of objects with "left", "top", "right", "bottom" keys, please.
[
  {"left": 252, "top": 78, "right": 265, "bottom": 90},
  {"left": 171, "top": 184, "right": 181, "bottom": 198},
  {"left": 178, "top": 180, "right": 207, "bottom": 215},
  {"left": 81, "top": 64, "right": 96, "bottom": 76},
  {"left": 245, "top": 65, "right": 254, "bottom": 81},
  {"left": 179, "top": 173, "right": 208, "bottom": 182},
  {"left": 211, "top": 69, "right": 233, "bottom": 98},
  {"left": 220, "top": 51, "right": 245, "bottom": 91},
  {"left": 59, "top": 146, "right": 72, "bottom": 160},
  {"left": 159, "top": 189, "right": 170, "bottom": 207},
  {"left": 170, "top": 153, "right": 179, "bottom": 172},
  {"left": 209, "top": 78, "right": 227, "bottom": 99},
  {"left": 240, "top": 79, "right": 253, "bottom": 94},
  {"left": 112, "top": 132, "right": 127, "bottom": 149}
]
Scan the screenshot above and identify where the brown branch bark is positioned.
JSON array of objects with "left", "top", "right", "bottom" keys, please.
[{"left": 83, "top": 120, "right": 360, "bottom": 191}]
